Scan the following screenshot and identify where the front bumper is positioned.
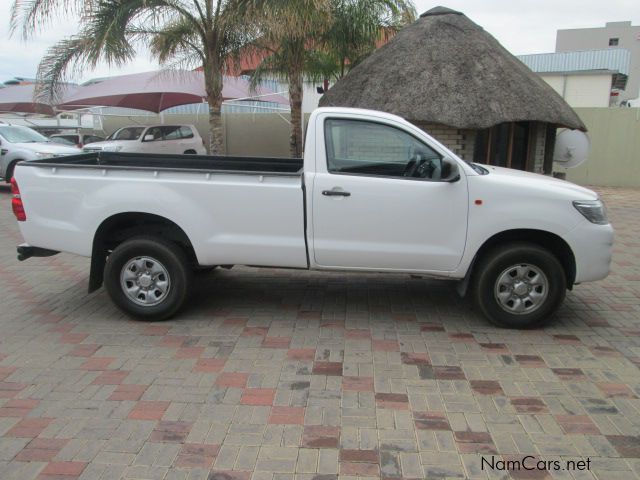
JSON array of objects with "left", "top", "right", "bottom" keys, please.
[{"left": 565, "top": 222, "right": 615, "bottom": 283}]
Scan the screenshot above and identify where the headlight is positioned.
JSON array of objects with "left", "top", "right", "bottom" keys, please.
[
  {"left": 573, "top": 200, "right": 609, "bottom": 225},
  {"left": 35, "top": 152, "right": 55, "bottom": 159},
  {"left": 102, "top": 146, "right": 123, "bottom": 152}
]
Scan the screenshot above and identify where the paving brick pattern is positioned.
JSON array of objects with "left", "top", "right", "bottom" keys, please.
[{"left": 0, "top": 186, "right": 639, "bottom": 479}]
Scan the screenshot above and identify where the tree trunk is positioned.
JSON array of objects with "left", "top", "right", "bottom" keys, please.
[
  {"left": 204, "top": 59, "right": 224, "bottom": 155},
  {"left": 288, "top": 69, "right": 304, "bottom": 158},
  {"left": 207, "top": 93, "right": 224, "bottom": 155}
]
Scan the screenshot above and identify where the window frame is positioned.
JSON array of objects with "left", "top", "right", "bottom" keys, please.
[
  {"left": 142, "top": 126, "right": 164, "bottom": 142},
  {"left": 110, "top": 127, "right": 145, "bottom": 141},
  {"left": 84, "top": 135, "right": 104, "bottom": 144},
  {"left": 161, "top": 126, "right": 183, "bottom": 141},
  {"left": 178, "top": 126, "right": 195, "bottom": 139},
  {"left": 322, "top": 117, "right": 445, "bottom": 182}
]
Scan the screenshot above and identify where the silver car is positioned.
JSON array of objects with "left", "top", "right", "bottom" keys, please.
[{"left": 0, "top": 124, "right": 81, "bottom": 182}]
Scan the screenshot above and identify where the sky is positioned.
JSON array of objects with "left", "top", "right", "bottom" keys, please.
[{"left": 1, "top": 0, "right": 638, "bottom": 84}]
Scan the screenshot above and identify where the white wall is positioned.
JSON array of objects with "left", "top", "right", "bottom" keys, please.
[
  {"left": 540, "top": 73, "right": 613, "bottom": 108},
  {"left": 303, "top": 83, "right": 323, "bottom": 114},
  {"left": 557, "top": 22, "right": 640, "bottom": 102}
]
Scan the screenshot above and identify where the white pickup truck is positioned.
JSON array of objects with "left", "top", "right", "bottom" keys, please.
[{"left": 12, "top": 108, "right": 614, "bottom": 328}]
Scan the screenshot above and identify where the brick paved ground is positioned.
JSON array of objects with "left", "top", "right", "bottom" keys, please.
[{"left": 0, "top": 185, "right": 638, "bottom": 480}]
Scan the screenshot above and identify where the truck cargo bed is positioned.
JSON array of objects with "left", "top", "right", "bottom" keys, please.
[{"left": 21, "top": 151, "right": 304, "bottom": 175}]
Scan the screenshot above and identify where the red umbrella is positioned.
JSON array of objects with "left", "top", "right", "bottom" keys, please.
[
  {"left": 57, "top": 70, "right": 287, "bottom": 112},
  {"left": 0, "top": 84, "right": 78, "bottom": 116}
]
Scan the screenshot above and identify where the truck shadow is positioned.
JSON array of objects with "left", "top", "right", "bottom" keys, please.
[{"left": 184, "top": 267, "right": 470, "bottom": 322}]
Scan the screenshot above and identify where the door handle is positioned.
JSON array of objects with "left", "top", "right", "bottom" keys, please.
[{"left": 322, "top": 190, "right": 351, "bottom": 197}]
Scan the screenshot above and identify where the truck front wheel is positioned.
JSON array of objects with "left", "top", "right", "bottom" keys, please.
[
  {"left": 472, "top": 243, "right": 566, "bottom": 329},
  {"left": 104, "top": 237, "right": 192, "bottom": 321}
]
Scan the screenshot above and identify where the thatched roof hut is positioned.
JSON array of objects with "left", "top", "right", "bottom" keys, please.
[{"left": 320, "top": 6, "right": 586, "bottom": 132}]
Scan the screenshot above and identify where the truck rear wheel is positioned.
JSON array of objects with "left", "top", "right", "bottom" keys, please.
[
  {"left": 104, "top": 237, "right": 192, "bottom": 321},
  {"left": 472, "top": 242, "right": 566, "bottom": 329}
]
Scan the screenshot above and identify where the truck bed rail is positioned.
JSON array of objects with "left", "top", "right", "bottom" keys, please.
[{"left": 20, "top": 152, "right": 304, "bottom": 176}]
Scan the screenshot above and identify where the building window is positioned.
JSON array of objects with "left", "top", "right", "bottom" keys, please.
[
  {"left": 473, "top": 122, "right": 532, "bottom": 171},
  {"left": 609, "top": 38, "right": 619, "bottom": 46}
]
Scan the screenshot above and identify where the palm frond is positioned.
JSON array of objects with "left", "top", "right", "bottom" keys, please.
[
  {"left": 240, "top": 0, "right": 333, "bottom": 40},
  {"left": 146, "top": 18, "right": 203, "bottom": 65},
  {"left": 10, "top": 0, "right": 92, "bottom": 38},
  {"left": 35, "top": 35, "right": 95, "bottom": 104},
  {"left": 156, "top": 52, "right": 204, "bottom": 71},
  {"left": 319, "top": 0, "right": 416, "bottom": 79}
]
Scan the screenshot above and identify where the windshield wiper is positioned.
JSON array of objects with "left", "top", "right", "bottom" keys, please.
[{"left": 470, "top": 163, "right": 489, "bottom": 175}]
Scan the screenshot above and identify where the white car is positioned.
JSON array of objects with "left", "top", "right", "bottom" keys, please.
[
  {"left": 0, "top": 124, "right": 81, "bottom": 182},
  {"left": 84, "top": 125, "right": 206, "bottom": 155},
  {"left": 49, "top": 132, "right": 105, "bottom": 148},
  {"left": 12, "top": 108, "right": 614, "bottom": 328}
]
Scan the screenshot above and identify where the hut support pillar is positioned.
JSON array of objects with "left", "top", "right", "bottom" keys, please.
[
  {"left": 506, "top": 123, "right": 515, "bottom": 168},
  {"left": 543, "top": 125, "right": 557, "bottom": 175}
]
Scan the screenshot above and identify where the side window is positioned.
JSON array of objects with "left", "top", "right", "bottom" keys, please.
[
  {"left": 162, "top": 126, "right": 182, "bottom": 140},
  {"left": 85, "top": 136, "right": 103, "bottom": 144},
  {"left": 144, "top": 127, "right": 163, "bottom": 142},
  {"left": 324, "top": 119, "right": 443, "bottom": 180},
  {"left": 178, "top": 126, "right": 194, "bottom": 139}
]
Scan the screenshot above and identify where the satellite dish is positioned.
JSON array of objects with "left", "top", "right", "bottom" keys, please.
[{"left": 553, "top": 129, "right": 590, "bottom": 168}]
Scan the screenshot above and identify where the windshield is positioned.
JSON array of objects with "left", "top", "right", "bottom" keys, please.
[
  {"left": 108, "top": 127, "right": 145, "bottom": 141},
  {"left": 50, "top": 136, "right": 76, "bottom": 145},
  {"left": 0, "top": 125, "right": 49, "bottom": 143}
]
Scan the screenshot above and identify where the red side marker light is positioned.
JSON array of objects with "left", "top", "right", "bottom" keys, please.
[
  {"left": 475, "top": 199, "right": 483, "bottom": 206},
  {"left": 11, "top": 177, "right": 26, "bottom": 221}
]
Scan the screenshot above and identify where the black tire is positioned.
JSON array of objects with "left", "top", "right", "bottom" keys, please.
[
  {"left": 472, "top": 242, "right": 566, "bottom": 329},
  {"left": 104, "top": 236, "right": 192, "bottom": 321},
  {"left": 183, "top": 150, "right": 197, "bottom": 155},
  {"left": 195, "top": 265, "right": 218, "bottom": 275}
]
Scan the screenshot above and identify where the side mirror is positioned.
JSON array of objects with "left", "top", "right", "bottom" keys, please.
[
  {"left": 440, "top": 157, "right": 461, "bottom": 183},
  {"left": 143, "top": 134, "right": 155, "bottom": 142}
]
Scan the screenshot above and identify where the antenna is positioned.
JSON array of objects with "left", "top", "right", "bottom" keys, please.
[{"left": 553, "top": 129, "right": 591, "bottom": 169}]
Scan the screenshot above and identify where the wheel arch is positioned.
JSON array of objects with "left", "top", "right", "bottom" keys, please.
[
  {"left": 4, "top": 159, "right": 22, "bottom": 182},
  {"left": 459, "top": 229, "right": 576, "bottom": 296},
  {"left": 89, "top": 212, "right": 197, "bottom": 293}
]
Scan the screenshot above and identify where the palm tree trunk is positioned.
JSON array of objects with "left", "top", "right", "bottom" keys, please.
[
  {"left": 204, "top": 59, "right": 224, "bottom": 155},
  {"left": 288, "top": 70, "right": 303, "bottom": 158},
  {"left": 207, "top": 93, "right": 224, "bottom": 155}
]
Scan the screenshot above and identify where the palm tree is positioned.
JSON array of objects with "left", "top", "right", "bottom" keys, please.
[
  {"left": 321, "top": 0, "right": 416, "bottom": 81},
  {"left": 10, "top": 0, "right": 255, "bottom": 154},
  {"left": 245, "top": 0, "right": 332, "bottom": 158},
  {"left": 248, "top": 0, "right": 415, "bottom": 158}
]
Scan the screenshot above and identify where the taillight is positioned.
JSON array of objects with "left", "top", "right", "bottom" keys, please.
[{"left": 11, "top": 177, "right": 26, "bottom": 222}]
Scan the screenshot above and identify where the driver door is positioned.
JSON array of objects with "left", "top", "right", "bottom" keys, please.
[
  {"left": 311, "top": 117, "right": 468, "bottom": 272},
  {"left": 141, "top": 127, "right": 163, "bottom": 153}
]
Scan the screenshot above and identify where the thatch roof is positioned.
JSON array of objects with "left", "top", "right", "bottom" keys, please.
[{"left": 320, "top": 6, "right": 586, "bottom": 131}]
